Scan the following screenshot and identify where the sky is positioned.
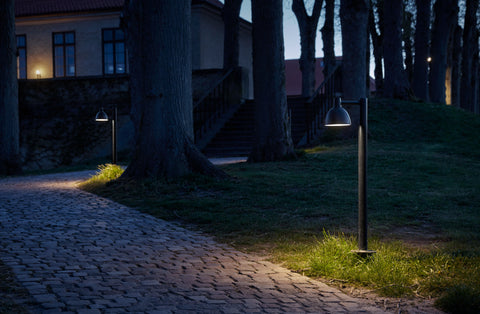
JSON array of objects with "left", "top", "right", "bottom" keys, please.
[{"left": 223, "top": 0, "right": 344, "bottom": 60}]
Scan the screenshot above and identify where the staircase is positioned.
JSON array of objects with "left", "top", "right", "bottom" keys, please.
[
  {"left": 197, "top": 64, "right": 343, "bottom": 157},
  {"left": 202, "top": 100, "right": 255, "bottom": 157},
  {"left": 287, "top": 96, "right": 309, "bottom": 144}
]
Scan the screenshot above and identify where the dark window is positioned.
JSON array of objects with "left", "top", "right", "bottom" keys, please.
[
  {"left": 53, "top": 31, "right": 75, "bottom": 77},
  {"left": 102, "top": 28, "right": 126, "bottom": 75},
  {"left": 16, "top": 35, "right": 27, "bottom": 79}
]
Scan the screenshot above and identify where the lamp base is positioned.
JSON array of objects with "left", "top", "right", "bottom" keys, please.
[{"left": 351, "top": 249, "right": 376, "bottom": 256}]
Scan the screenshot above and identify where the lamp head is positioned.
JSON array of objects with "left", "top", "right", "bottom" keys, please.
[
  {"left": 95, "top": 108, "right": 109, "bottom": 122},
  {"left": 325, "top": 98, "right": 352, "bottom": 127}
]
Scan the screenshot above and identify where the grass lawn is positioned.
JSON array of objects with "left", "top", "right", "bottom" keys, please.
[{"left": 81, "top": 98, "right": 480, "bottom": 312}]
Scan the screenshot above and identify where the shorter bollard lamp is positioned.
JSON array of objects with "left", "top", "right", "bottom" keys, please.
[
  {"left": 95, "top": 106, "right": 117, "bottom": 164},
  {"left": 325, "top": 97, "right": 375, "bottom": 255}
]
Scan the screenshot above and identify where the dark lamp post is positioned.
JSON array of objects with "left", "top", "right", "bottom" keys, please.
[
  {"left": 325, "top": 97, "right": 375, "bottom": 255},
  {"left": 95, "top": 106, "right": 117, "bottom": 164}
]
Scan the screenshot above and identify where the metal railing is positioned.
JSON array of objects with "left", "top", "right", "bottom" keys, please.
[
  {"left": 193, "top": 68, "right": 235, "bottom": 142},
  {"left": 302, "top": 63, "right": 342, "bottom": 144}
]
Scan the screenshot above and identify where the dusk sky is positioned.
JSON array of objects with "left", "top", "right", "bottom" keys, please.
[{"left": 222, "top": 0, "right": 344, "bottom": 60}]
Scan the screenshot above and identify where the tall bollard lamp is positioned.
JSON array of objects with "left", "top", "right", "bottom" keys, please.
[
  {"left": 325, "top": 97, "right": 375, "bottom": 255},
  {"left": 95, "top": 105, "right": 117, "bottom": 164}
]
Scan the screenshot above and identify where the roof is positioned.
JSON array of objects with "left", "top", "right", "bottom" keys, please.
[
  {"left": 15, "top": 0, "right": 125, "bottom": 17},
  {"left": 15, "top": 0, "right": 224, "bottom": 17}
]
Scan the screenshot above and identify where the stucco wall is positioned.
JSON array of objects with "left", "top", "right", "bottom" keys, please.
[
  {"left": 16, "top": 12, "right": 122, "bottom": 79},
  {"left": 192, "top": 5, "right": 253, "bottom": 98}
]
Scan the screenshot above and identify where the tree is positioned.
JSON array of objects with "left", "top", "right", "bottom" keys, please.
[
  {"left": 369, "top": 0, "right": 384, "bottom": 94},
  {"left": 450, "top": 25, "right": 463, "bottom": 107},
  {"left": 382, "top": 0, "right": 411, "bottom": 99},
  {"left": 249, "top": 0, "right": 296, "bottom": 162},
  {"left": 121, "top": 0, "right": 226, "bottom": 179},
  {"left": 402, "top": 8, "right": 414, "bottom": 84},
  {"left": 411, "top": 0, "right": 431, "bottom": 101},
  {"left": 292, "top": 0, "right": 323, "bottom": 98},
  {"left": 340, "top": 0, "right": 370, "bottom": 99},
  {"left": 429, "top": 0, "right": 458, "bottom": 104},
  {"left": 321, "top": 0, "right": 337, "bottom": 77},
  {"left": 460, "top": 0, "right": 479, "bottom": 112},
  {"left": 0, "top": 0, "right": 22, "bottom": 175},
  {"left": 223, "top": 0, "right": 243, "bottom": 69}
]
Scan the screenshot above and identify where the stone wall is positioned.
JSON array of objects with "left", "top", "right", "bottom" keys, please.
[{"left": 19, "top": 76, "right": 132, "bottom": 170}]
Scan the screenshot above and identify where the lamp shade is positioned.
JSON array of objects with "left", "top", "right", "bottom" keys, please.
[
  {"left": 95, "top": 108, "right": 109, "bottom": 122},
  {"left": 325, "top": 105, "right": 351, "bottom": 127}
]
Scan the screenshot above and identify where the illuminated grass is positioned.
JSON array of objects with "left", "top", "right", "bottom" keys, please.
[{"left": 79, "top": 164, "right": 124, "bottom": 192}]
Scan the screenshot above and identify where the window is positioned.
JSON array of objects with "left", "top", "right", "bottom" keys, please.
[
  {"left": 53, "top": 31, "right": 75, "bottom": 77},
  {"left": 102, "top": 28, "right": 126, "bottom": 75},
  {"left": 16, "top": 35, "right": 27, "bottom": 79}
]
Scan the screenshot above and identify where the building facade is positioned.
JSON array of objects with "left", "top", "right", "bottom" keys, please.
[{"left": 15, "top": 0, "right": 253, "bottom": 92}]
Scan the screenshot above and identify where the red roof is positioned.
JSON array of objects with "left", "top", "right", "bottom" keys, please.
[
  {"left": 15, "top": 0, "right": 223, "bottom": 17},
  {"left": 15, "top": 0, "right": 125, "bottom": 17}
]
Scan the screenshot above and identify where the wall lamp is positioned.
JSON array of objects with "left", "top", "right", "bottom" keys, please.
[
  {"left": 325, "top": 97, "right": 375, "bottom": 255},
  {"left": 95, "top": 105, "right": 117, "bottom": 164}
]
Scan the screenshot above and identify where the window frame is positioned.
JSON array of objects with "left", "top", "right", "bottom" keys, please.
[
  {"left": 16, "top": 34, "right": 27, "bottom": 79},
  {"left": 102, "top": 28, "right": 127, "bottom": 76},
  {"left": 52, "top": 31, "right": 76, "bottom": 78}
]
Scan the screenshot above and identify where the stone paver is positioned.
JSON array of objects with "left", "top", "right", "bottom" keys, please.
[{"left": 0, "top": 171, "right": 388, "bottom": 313}]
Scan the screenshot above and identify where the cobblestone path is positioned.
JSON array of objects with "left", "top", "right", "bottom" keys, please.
[{"left": 0, "top": 171, "right": 387, "bottom": 313}]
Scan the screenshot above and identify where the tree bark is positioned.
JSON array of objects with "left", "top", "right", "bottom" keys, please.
[
  {"left": 369, "top": 0, "right": 384, "bottom": 95},
  {"left": 292, "top": 0, "right": 323, "bottom": 98},
  {"left": 249, "top": 0, "right": 296, "bottom": 162},
  {"left": 412, "top": 0, "right": 431, "bottom": 101},
  {"left": 460, "top": 0, "right": 479, "bottom": 112},
  {"left": 429, "top": 0, "right": 458, "bottom": 104},
  {"left": 223, "top": 0, "right": 243, "bottom": 70},
  {"left": 451, "top": 25, "right": 463, "bottom": 107},
  {"left": 340, "top": 0, "right": 370, "bottom": 99},
  {"left": 0, "top": 0, "right": 22, "bottom": 175},
  {"left": 321, "top": 0, "right": 336, "bottom": 78},
  {"left": 122, "top": 0, "right": 226, "bottom": 180},
  {"left": 402, "top": 10, "right": 414, "bottom": 85},
  {"left": 382, "top": 0, "right": 411, "bottom": 99}
]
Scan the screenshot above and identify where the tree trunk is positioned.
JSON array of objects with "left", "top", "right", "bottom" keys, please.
[
  {"left": 0, "top": 0, "right": 22, "bottom": 175},
  {"left": 412, "top": 0, "right": 431, "bottom": 101},
  {"left": 429, "top": 0, "right": 458, "bottom": 104},
  {"left": 460, "top": 0, "right": 479, "bottom": 112},
  {"left": 292, "top": 0, "right": 323, "bottom": 98},
  {"left": 382, "top": 0, "right": 411, "bottom": 99},
  {"left": 249, "top": 0, "right": 295, "bottom": 162},
  {"left": 122, "top": 0, "right": 226, "bottom": 180},
  {"left": 223, "top": 0, "right": 243, "bottom": 69},
  {"left": 402, "top": 10, "right": 414, "bottom": 85},
  {"left": 340, "top": 0, "right": 370, "bottom": 99},
  {"left": 369, "top": 0, "right": 384, "bottom": 95},
  {"left": 321, "top": 0, "right": 336, "bottom": 78},
  {"left": 451, "top": 25, "right": 463, "bottom": 107}
]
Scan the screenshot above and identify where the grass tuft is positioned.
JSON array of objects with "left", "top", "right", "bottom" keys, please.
[{"left": 79, "top": 164, "right": 124, "bottom": 192}]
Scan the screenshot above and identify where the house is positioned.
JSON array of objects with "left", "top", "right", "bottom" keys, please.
[
  {"left": 15, "top": 0, "right": 253, "bottom": 170},
  {"left": 14, "top": 0, "right": 253, "bottom": 89}
]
